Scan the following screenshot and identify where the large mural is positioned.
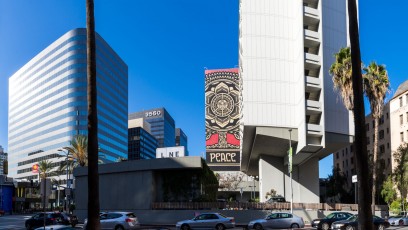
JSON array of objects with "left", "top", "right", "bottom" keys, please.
[{"left": 205, "top": 68, "right": 241, "bottom": 170}]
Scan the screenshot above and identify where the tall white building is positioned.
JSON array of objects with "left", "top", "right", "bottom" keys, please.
[{"left": 239, "top": 0, "right": 354, "bottom": 202}]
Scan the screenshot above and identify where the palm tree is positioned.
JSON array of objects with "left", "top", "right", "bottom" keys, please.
[
  {"left": 63, "top": 134, "right": 88, "bottom": 167},
  {"left": 347, "top": 0, "right": 373, "bottom": 228},
  {"left": 86, "top": 0, "right": 100, "bottom": 228},
  {"left": 329, "top": 47, "right": 353, "bottom": 111},
  {"left": 363, "top": 61, "right": 390, "bottom": 214},
  {"left": 38, "top": 160, "right": 56, "bottom": 213}
]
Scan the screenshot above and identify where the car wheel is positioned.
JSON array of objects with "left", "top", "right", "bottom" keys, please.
[
  {"left": 216, "top": 224, "right": 226, "bottom": 230},
  {"left": 322, "top": 223, "right": 330, "bottom": 230},
  {"left": 290, "top": 223, "right": 299, "bottom": 229},
  {"left": 345, "top": 225, "right": 354, "bottom": 230},
  {"left": 254, "top": 223, "right": 263, "bottom": 230},
  {"left": 378, "top": 224, "right": 385, "bottom": 230},
  {"left": 71, "top": 223, "right": 76, "bottom": 227},
  {"left": 115, "top": 225, "right": 125, "bottom": 230},
  {"left": 181, "top": 224, "right": 190, "bottom": 230},
  {"left": 25, "top": 223, "right": 31, "bottom": 230},
  {"left": 400, "top": 220, "right": 404, "bottom": 226}
]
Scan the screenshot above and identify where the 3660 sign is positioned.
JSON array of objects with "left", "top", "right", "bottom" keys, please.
[
  {"left": 145, "top": 110, "right": 161, "bottom": 117},
  {"left": 206, "top": 152, "right": 240, "bottom": 164}
]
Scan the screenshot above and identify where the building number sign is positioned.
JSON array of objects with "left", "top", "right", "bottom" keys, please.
[{"left": 145, "top": 110, "right": 161, "bottom": 117}]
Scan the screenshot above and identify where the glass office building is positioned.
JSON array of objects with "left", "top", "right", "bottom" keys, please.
[
  {"left": 128, "top": 127, "right": 158, "bottom": 160},
  {"left": 8, "top": 28, "right": 128, "bottom": 180},
  {"left": 129, "top": 108, "right": 176, "bottom": 148},
  {"left": 175, "top": 128, "right": 189, "bottom": 156}
]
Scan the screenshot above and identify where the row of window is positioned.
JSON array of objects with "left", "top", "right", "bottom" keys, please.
[
  {"left": 399, "top": 113, "right": 408, "bottom": 125},
  {"left": 400, "top": 131, "right": 408, "bottom": 142},
  {"left": 399, "top": 94, "right": 408, "bottom": 107}
]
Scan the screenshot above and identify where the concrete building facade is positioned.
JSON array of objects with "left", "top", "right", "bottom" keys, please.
[
  {"left": 0, "top": 146, "right": 7, "bottom": 175},
  {"left": 175, "top": 128, "right": 189, "bottom": 156},
  {"left": 8, "top": 28, "right": 128, "bottom": 180},
  {"left": 239, "top": 0, "right": 354, "bottom": 202}
]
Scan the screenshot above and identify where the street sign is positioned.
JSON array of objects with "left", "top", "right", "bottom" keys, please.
[{"left": 352, "top": 175, "right": 357, "bottom": 183}]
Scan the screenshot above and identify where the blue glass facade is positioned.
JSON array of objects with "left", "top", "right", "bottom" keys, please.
[
  {"left": 8, "top": 28, "right": 128, "bottom": 180},
  {"left": 175, "top": 128, "right": 189, "bottom": 156},
  {"left": 128, "top": 127, "right": 158, "bottom": 160},
  {"left": 129, "top": 108, "right": 175, "bottom": 148}
]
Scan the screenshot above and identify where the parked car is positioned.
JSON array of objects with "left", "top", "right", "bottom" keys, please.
[
  {"left": 83, "top": 211, "right": 139, "bottom": 230},
  {"left": 34, "top": 225, "right": 76, "bottom": 230},
  {"left": 247, "top": 212, "right": 305, "bottom": 229},
  {"left": 25, "top": 212, "right": 78, "bottom": 230},
  {"left": 176, "top": 213, "right": 235, "bottom": 230},
  {"left": 388, "top": 215, "right": 408, "bottom": 226},
  {"left": 311, "top": 212, "right": 354, "bottom": 230},
  {"left": 266, "top": 196, "right": 287, "bottom": 203},
  {"left": 331, "top": 214, "right": 390, "bottom": 230}
]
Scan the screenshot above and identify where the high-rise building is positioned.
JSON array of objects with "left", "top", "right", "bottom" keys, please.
[
  {"left": 128, "top": 118, "right": 158, "bottom": 160},
  {"left": 239, "top": 0, "right": 354, "bottom": 202},
  {"left": 175, "top": 128, "right": 189, "bottom": 156},
  {"left": 0, "top": 145, "right": 7, "bottom": 175},
  {"left": 129, "top": 108, "right": 176, "bottom": 148},
  {"left": 8, "top": 28, "right": 128, "bottom": 180}
]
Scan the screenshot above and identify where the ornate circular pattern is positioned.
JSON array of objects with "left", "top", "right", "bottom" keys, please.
[{"left": 210, "top": 93, "right": 234, "bottom": 117}]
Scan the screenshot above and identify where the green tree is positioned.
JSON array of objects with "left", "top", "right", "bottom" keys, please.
[
  {"left": 86, "top": 0, "right": 100, "bottom": 228},
  {"left": 347, "top": 0, "right": 373, "bottom": 228},
  {"left": 393, "top": 143, "right": 408, "bottom": 212},
  {"left": 329, "top": 47, "right": 353, "bottom": 110},
  {"left": 363, "top": 61, "right": 390, "bottom": 213},
  {"left": 38, "top": 160, "right": 56, "bottom": 179},
  {"left": 381, "top": 175, "right": 397, "bottom": 208},
  {"left": 63, "top": 134, "right": 88, "bottom": 167},
  {"left": 326, "top": 167, "right": 350, "bottom": 202}
]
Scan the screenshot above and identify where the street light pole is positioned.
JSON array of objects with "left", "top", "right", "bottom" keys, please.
[
  {"left": 289, "top": 129, "right": 293, "bottom": 214},
  {"left": 58, "top": 149, "right": 70, "bottom": 212}
]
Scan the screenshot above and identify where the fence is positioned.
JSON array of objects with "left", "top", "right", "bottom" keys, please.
[{"left": 152, "top": 202, "right": 388, "bottom": 211}]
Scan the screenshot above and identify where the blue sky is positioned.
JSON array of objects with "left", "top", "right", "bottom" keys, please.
[{"left": 0, "top": 0, "right": 407, "bottom": 179}]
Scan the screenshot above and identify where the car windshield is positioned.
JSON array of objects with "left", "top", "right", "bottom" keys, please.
[{"left": 218, "top": 213, "right": 227, "bottom": 218}]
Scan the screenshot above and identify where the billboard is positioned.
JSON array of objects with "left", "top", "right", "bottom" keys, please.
[
  {"left": 156, "top": 146, "right": 185, "bottom": 158},
  {"left": 205, "top": 68, "right": 241, "bottom": 171}
]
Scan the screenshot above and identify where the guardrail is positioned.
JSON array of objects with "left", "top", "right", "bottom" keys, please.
[{"left": 152, "top": 202, "right": 388, "bottom": 211}]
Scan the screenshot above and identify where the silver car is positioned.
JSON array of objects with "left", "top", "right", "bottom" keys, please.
[
  {"left": 388, "top": 215, "right": 408, "bottom": 226},
  {"left": 176, "top": 213, "right": 235, "bottom": 230},
  {"left": 248, "top": 212, "right": 305, "bottom": 229},
  {"left": 83, "top": 212, "right": 139, "bottom": 230}
]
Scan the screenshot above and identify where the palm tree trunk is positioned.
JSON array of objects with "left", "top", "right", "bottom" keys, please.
[
  {"left": 347, "top": 0, "right": 373, "bottom": 229},
  {"left": 372, "top": 118, "right": 379, "bottom": 215},
  {"left": 86, "top": 0, "right": 100, "bottom": 229}
]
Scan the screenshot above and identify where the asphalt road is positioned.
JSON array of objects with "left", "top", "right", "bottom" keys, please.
[{"left": 3, "top": 215, "right": 408, "bottom": 230}]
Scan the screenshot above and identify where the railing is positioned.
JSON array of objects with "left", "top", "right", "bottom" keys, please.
[{"left": 152, "top": 202, "right": 388, "bottom": 211}]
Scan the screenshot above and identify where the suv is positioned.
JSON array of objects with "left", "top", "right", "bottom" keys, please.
[
  {"left": 266, "top": 196, "right": 287, "bottom": 203},
  {"left": 83, "top": 211, "right": 139, "bottom": 230},
  {"left": 25, "top": 212, "right": 78, "bottom": 230}
]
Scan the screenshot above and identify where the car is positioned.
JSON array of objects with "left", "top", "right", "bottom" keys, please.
[
  {"left": 247, "top": 212, "right": 305, "bottom": 229},
  {"left": 331, "top": 215, "right": 390, "bottom": 230},
  {"left": 312, "top": 212, "right": 354, "bottom": 230},
  {"left": 34, "top": 225, "right": 76, "bottom": 230},
  {"left": 25, "top": 212, "right": 78, "bottom": 230},
  {"left": 266, "top": 196, "right": 287, "bottom": 203},
  {"left": 176, "top": 213, "right": 235, "bottom": 230},
  {"left": 388, "top": 215, "right": 408, "bottom": 226},
  {"left": 83, "top": 211, "right": 139, "bottom": 230}
]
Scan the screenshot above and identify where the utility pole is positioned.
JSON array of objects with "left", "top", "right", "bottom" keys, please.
[{"left": 289, "top": 129, "right": 293, "bottom": 214}]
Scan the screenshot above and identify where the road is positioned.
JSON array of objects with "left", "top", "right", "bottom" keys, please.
[{"left": 2, "top": 215, "right": 408, "bottom": 230}]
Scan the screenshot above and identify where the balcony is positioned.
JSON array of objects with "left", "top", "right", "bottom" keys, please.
[
  {"left": 304, "top": 29, "right": 320, "bottom": 47},
  {"left": 304, "top": 6, "right": 320, "bottom": 27},
  {"left": 305, "top": 53, "right": 321, "bottom": 69},
  {"left": 307, "top": 123, "right": 323, "bottom": 136},
  {"left": 306, "top": 76, "right": 321, "bottom": 91}
]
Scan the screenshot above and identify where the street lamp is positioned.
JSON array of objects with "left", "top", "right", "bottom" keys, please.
[{"left": 58, "top": 149, "right": 70, "bottom": 212}]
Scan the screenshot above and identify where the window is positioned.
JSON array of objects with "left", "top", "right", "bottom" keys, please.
[
  {"left": 337, "top": 163, "right": 339, "bottom": 169},
  {"left": 336, "top": 152, "right": 339, "bottom": 159},
  {"left": 350, "top": 145, "right": 353, "bottom": 152},
  {"left": 401, "top": 132, "right": 404, "bottom": 142},
  {"left": 401, "top": 114, "right": 404, "bottom": 125},
  {"left": 373, "top": 135, "right": 375, "bottom": 142},
  {"left": 379, "top": 130, "right": 384, "bottom": 139},
  {"left": 388, "top": 158, "right": 391, "bottom": 165},
  {"left": 346, "top": 159, "right": 348, "bottom": 167},
  {"left": 400, "top": 97, "right": 403, "bottom": 107},
  {"left": 342, "top": 150, "right": 344, "bottom": 157},
  {"left": 346, "top": 148, "right": 348, "bottom": 155},
  {"left": 387, "top": 112, "right": 389, "bottom": 119},
  {"left": 351, "top": 157, "right": 354, "bottom": 164},
  {"left": 387, "top": 143, "right": 390, "bottom": 149},
  {"left": 343, "top": 161, "right": 344, "bottom": 167},
  {"left": 367, "top": 136, "right": 370, "bottom": 145},
  {"left": 387, "top": 127, "right": 389, "bottom": 134},
  {"left": 380, "top": 145, "right": 385, "bottom": 154},
  {"left": 372, "top": 120, "right": 375, "bottom": 129},
  {"left": 407, "top": 112, "right": 408, "bottom": 122},
  {"left": 366, "top": 123, "right": 370, "bottom": 131},
  {"left": 406, "top": 94, "right": 408, "bottom": 104},
  {"left": 380, "top": 115, "right": 384, "bottom": 125}
]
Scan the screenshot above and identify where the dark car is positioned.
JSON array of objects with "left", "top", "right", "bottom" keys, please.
[
  {"left": 312, "top": 212, "right": 354, "bottom": 230},
  {"left": 331, "top": 215, "right": 390, "bottom": 230},
  {"left": 266, "top": 196, "right": 287, "bottom": 203},
  {"left": 25, "top": 212, "right": 78, "bottom": 230}
]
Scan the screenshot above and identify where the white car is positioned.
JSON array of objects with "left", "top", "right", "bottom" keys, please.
[
  {"left": 35, "top": 225, "right": 76, "bottom": 230},
  {"left": 176, "top": 213, "right": 235, "bottom": 230},
  {"left": 83, "top": 211, "right": 139, "bottom": 230},
  {"left": 388, "top": 215, "right": 408, "bottom": 226},
  {"left": 248, "top": 212, "right": 305, "bottom": 229}
]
